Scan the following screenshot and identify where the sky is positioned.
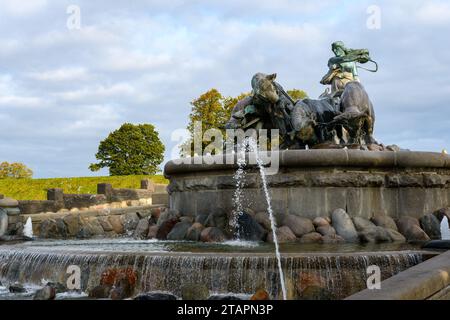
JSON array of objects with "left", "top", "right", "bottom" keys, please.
[{"left": 1, "top": 0, "right": 450, "bottom": 178}]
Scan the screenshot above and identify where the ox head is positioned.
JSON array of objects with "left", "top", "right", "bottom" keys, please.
[{"left": 251, "top": 73, "right": 279, "bottom": 104}]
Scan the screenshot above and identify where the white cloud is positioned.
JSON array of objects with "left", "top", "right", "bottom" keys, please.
[
  {"left": 0, "top": 0, "right": 47, "bottom": 16},
  {"left": 27, "top": 67, "right": 90, "bottom": 82},
  {"left": 416, "top": 1, "right": 450, "bottom": 25},
  {"left": 56, "top": 83, "right": 135, "bottom": 101},
  {"left": 0, "top": 95, "right": 43, "bottom": 108}
]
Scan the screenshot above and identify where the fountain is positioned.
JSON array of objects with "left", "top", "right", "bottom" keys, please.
[{"left": 0, "top": 42, "right": 448, "bottom": 300}]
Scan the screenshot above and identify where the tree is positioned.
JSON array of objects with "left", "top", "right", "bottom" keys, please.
[
  {"left": 89, "top": 123, "right": 165, "bottom": 176},
  {"left": 287, "top": 89, "right": 308, "bottom": 101},
  {"left": 0, "top": 162, "right": 33, "bottom": 178},
  {"left": 182, "top": 89, "right": 250, "bottom": 156}
]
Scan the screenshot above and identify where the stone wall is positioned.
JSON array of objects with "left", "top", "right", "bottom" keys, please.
[
  {"left": 18, "top": 179, "right": 166, "bottom": 215},
  {"left": 346, "top": 250, "right": 450, "bottom": 300}
]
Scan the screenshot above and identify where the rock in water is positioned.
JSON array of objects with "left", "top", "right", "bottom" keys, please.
[
  {"left": 167, "top": 221, "right": 191, "bottom": 240},
  {"left": 331, "top": 209, "right": 358, "bottom": 242},
  {"left": 385, "top": 228, "right": 406, "bottom": 242},
  {"left": 236, "top": 212, "right": 266, "bottom": 241},
  {"left": 371, "top": 216, "right": 398, "bottom": 231},
  {"left": 185, "top": 223, "right": 204, "bottom": 241},
  {"left": 156, "top": 218, "right": 179, "bottom": 240},
  {"left": 267, "top": 226, "right": 297, "bottom": 243},
  {"left": 419, "top": 214, "right": 441, "bottom": 240},
  {"left": 396, "top": 216, "right": 430, "bottom": 241},
  {"left": 282, "top": 215, "right": 314, "bottom": 237},
  {"left": 33, "top": 285, "right": 56, "bottom": 300},
  {"left": 299, "top": 232, "right": 323, "bottom": 243},
  {"left": 200, "top": 227, "right": 226, "bottom": 242},
  {"left": 0, "top": 209, "right": 8, "bottom": 237},
  {"left": 9, "top": 283, "right": 26, "bottom": 293},
  {"left": 133, "top": 218, "right": 150, "bottom": 239},
  {"left": 352, "top": 217, "right": 376, "bottom": 231}
]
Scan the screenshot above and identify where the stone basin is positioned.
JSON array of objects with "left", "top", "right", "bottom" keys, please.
[{"left": 164, "top": 149, "right": 450, "bottom": 220}]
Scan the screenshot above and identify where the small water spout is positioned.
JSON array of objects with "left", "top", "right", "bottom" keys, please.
[
  {"left": 23, "top": 217, "right": 33, "bottom": 238},
  {"left": 248, "top": 138, "right": 287, "bottom": 300},
  {"left": 441, "top": 216, "right": 450, "bottom": 240}
]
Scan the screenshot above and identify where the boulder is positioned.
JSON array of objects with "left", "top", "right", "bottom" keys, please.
[
  {"left": 86, "top": 218, "right": 104, "bottom": 236},
  {"left": 195, "top": 213, "right": 209, "bottom": 225},
  {"left": 266, "top": 226, "right": 296, "bottom": 243},
  {"left": 312, "top": 217, "right": 329, "bottom": 228},
  {"left": 157, "top": 208, "right": 180, "bottom": 227},
  {"left": 322, "top": 234, "right": 345, "bottom": 243},
  {"left": 89, "top": 284, "right": 112, "bottom": 298},
  {"left": 371, "top": 216, "right": 398, "bottom": 231},
  {"left": 433, "top": 207, "right": 450, "bottom": 222},
  {"left": 316, "top": 225, "right": 336, "bottom": 236},
  {"left": 200, "top": 227, "right": 226, "bottom": 242},
  {"left": 404, "top": 225, "right": 430, "bottom": 242},
  {"left": 33, "top": 285, "right": 56, "bottom": 300},
  {"left": 180, "top": 216, "right": 194, "bottom": 224},
  {"left": 396, "top": 216, "right": 420, "bottom": 236},
  {"left": 299, "top": 232, "right": 323, "bottom": 243},
  {"left": 185, "top": 223, "right": 204, "bottom": 241},
  {"left": 76, "top": 226, "right": 92, "bottom": 239},
  {"left": 352, "top": 217, "right": 376, "bottom": 232},
  {"left": 236, "top": 212, "right": 266, "bottom": 241},
  {"left": 55, "top": 218, "right": 68, "bottom": 238},
  {"left": 133, "top": 218, "right": 150, "bottom": 239},
  {"left": 63, "top": 214, "right": 82, "bottom": 236},
  {"left": 121, "top": 213, "right": 140, "bottom": 233},
  {"left": 255, "top": 212, "right": 272, "bottom": 231},
  {"left": 419, "top": 214, "right": 441, "bottom": 240},
  {"left": 9, "top": 283, "right": 26, "bottom": 293},
  {"left": 97, "top": 216, "right": 114, "bottom": 232},
  {"left": 358, "top": 226, "right": 392, "bottom": 243},
  {"left": 204, "top": 210, "right": 228, "bottom": 230},
  {"left": 156, "top": 217, "right": 179, "bottom": 240},
  {"left": 40, "top": 219, "right": 61, "bottom": 238},
  {"left": 134, "top": 292, "right": 178, "bottom": 300},
  {"left": 108, "top": 215, "right": 124, "bottom": 234},
  {"left": 0, "top": 197, "right": 19, "bottom": 207},
  {"left": 147, "top": 225, "right": 158, "bottom": 239},
  {"left": 331, "top": 209, "right": 358, "bottom": 242},
  {"left": 0, "top": 209, "right": 8, "bottom": 237},
  {"left": 282, "top": 215, "right": 314, "bottom": 237},
  {"left": 385, "top": 228, "right": 406, "bottom": 242},
  {"left": 167, "top": 221, "right": 191, "bottom": 240},
  {"left": 181, "top": 283, "right": 209, "bottom": 300}
]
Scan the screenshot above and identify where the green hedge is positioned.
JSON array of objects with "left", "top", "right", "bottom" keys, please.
[{"left": 0, "top": 175, "right": 168, "bottom": 200}]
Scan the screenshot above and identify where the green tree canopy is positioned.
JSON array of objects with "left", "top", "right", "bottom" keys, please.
[
  {"left": 0, "top": 162, "right": 33, "bottom": 179},
  {"left": 182, "top": 88, "right": 307, "bottom": 156},
  {"left": 287, "top": 89, "right": 308, "bottom": 101},
  {"left": 89, "top": 123, "right": 165, "bottom": 176}
]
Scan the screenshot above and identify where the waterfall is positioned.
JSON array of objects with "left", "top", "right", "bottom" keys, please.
[
  {"left": 441, "top": 216, "right": 450, "bottom": 240},
  {"left": 0, "top": 248, "right": 422, "bottom": 299},
  {"left": 23, "top": 217, "right": 33, "bottom": 238}
]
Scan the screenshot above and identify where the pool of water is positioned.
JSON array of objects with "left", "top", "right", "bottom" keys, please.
[{"left": 0, "top": 238, "right": 424, "bottom": 255}]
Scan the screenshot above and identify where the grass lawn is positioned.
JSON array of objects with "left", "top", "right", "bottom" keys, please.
[{"left": 0, "top": 175, "right": 168, "bottom": 200}]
